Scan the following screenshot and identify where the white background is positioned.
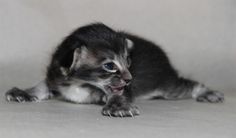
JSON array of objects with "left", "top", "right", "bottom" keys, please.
[{"left": 0, "top": 0, "right": 235, "bottom": 94}]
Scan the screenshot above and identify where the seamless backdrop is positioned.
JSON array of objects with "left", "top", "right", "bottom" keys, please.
[{"left": 0, "top": 0, "right": 235, "bottom": 95}]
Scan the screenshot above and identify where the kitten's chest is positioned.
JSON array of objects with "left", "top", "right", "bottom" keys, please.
[{"left": 59, "top": 85, "right": 91, "bottom": 103}]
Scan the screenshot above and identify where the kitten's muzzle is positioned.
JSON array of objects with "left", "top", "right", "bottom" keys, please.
[
  {"left": 106, "top": 78, "right": 127, "bottom": 95},
  {"left": 105, "top": 70, "right": 132, "bottom": 95},
  {"left": 121, "top": 70, "right": 132, "bottom": 84}
]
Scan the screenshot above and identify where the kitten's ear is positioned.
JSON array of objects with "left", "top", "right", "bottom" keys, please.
[
  {"left": 69, "top": 46, "right": 88, "bottom": 70},
  {"left": 126, "top": 38, "right": 134, "bottom": 50}
]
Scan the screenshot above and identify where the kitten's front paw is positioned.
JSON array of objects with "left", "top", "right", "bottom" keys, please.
[
  {"left": 102, "top": 104, "right": 140, "bottom": 117},
  {"left": 196, "top": 91, "right": 224, "bottom": 103},
  {"left": 5, "top": 87, "right": 39, "bottom": 103}
]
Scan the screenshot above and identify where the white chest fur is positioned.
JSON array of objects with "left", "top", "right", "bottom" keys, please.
[{"left": 59, "top": 85, "right": 91, "bottom": 103}]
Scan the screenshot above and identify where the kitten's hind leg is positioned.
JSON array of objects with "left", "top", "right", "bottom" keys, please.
[
  {"left": 158, "top": 78, "right": 224, "bottom": 103},
  {"left": 5, "top": 81, "right": 52, "bottom": 103}
]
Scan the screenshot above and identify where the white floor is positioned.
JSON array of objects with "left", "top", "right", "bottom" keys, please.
[
  {"left": 0, "top": 92, "right": 235, "bottom": 138},
  {"left": 0, "top": 1, "right": 235, "bottom": 137}
]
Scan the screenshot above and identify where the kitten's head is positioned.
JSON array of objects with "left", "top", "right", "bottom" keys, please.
[{"left": 66, "top": 38, "right": 133, "bottom": 95}]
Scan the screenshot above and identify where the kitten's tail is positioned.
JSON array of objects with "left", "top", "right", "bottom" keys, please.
[{"left": 5, "top": 80, "right": 52, "bottom": 103}]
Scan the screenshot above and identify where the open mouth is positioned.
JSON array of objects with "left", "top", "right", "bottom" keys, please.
[{"left": 107, "top": 85, "right": 125, "bottom": 95}]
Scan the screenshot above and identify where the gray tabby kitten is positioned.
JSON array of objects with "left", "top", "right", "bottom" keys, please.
[{"left": 5, "top": 23, "right": 224, "bottom": 117}]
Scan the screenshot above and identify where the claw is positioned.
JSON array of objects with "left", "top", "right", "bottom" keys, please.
[
  {"left": 103, "top": 110, "right": 107, "bottom": 115},
  {"left": 32, "top": 97, "right": 39, "bottom": 102},
  {"left": 16, "top": 97, "right": 22, "bottom": 102},
  {"left": 6, "top": 95, "right": 12, "bottom": 101},
  {"left": 107, "top": 111, "right": 112, "bottom": 117},
  {"left": 18, "top": 97, "right": 25, "bottom": 103},
  {"left": 119, "top": 111, "right": 123, "bottom": 117},
  {"left": 129, "top": 111, "right": 134, "bottom": 117}
]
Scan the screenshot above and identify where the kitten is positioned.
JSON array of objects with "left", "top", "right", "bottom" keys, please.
[{"left": 5, "top": 23, "right": 224, "bottom": 117}]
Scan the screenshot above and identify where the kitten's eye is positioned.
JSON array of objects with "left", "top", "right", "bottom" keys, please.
[{"left": 103, "top": 62, "right": 117, "bottom": 73}]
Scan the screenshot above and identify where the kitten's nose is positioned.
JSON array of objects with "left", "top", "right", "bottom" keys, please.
[
  {"left": 122, "top": 70, "right": 132, "bottom": 84},
  {"left": 124, "top": 79, "right": 131, "bottom": 84}
]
